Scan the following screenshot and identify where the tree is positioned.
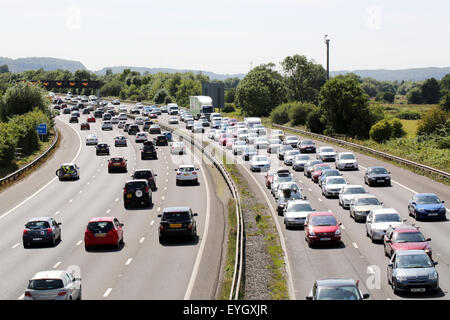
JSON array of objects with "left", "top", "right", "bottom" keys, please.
[
  {"left": 99, "top": 80, "right": 123, "bottom": 97},
  {"left": 288, "top": 102, "right": 314, "bottom": 126},
  {"left": 153, "top": 88, "right": 170, "bottom": 104},
  {"left": 225, "top": 88, "right": 236, "bottom": 103},
  {"left": 270, "top": 103, "right": 290, "bottom": 124},
  {"left": 439, "top": 73, "right": 450, "bottom": 93},
  {"left": 175, "top": 78, "right": 201, "bottom": 107},
  {"left": 375, "top": 91, "right": 395, "bottom": 103},
  {"left": 318, "top": 75, "right": 372, "bottom": 137},
  {"left": 406, "top": 87, "right": 423, "bottom": 104},
  {"left": 417, "top": 107, "right": 449, "bottom": 135},
  {"left": 235, "top": 63, "right": 286, "bottom": 117},
  {"left": 0, "top": 65, "right": 9, "bottom": 73},
  {"left": 361, "top": 82, "right": 378, "bottom": 97},
  {"left": 307, "top": 106, "right": 326, "bottom": 134},
  {"left": 421, "top": 78, "right": 441, "bottom": 104},
  {"left": 281, "top": 55, "right": 326, "bottom": 104},
  {"left": 440, "top": 91, "right": 450, "bottom": 111},
  {"left": 105, "top": 68, "right": 113, "bottom": 76},
  {"left": 370, "top": 119, "right": 393, "bottom": 143}
]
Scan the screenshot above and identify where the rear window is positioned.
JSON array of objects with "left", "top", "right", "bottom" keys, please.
[
  {"left": 179, "top": 167, "right": 195, "bottom": 172},
  {"left": 26, "top": 221, "right": 50, "bottom": 229},
  {"left": 111, "top": 158, "right": 124, "bottom": 162},
  {"left": 162, "top": 211, "right": 190, "bottom": 222},
  {"left": 88, "top": 221, "right": 114, "bottom": 233},
  {"left": 126, "top": 182, "right": 147, "bottom": 191},
  {"left": 28, "top": 279, "right": 64, "bottom": 290},
  {"left": 133, "top": 171, "right": 152, "bottom": 179}
]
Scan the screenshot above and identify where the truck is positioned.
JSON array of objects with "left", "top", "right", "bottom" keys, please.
[
  {"left": 168, "top": 103, "right": 179, "bottom": 115},
  {"left": 189, "top": 96, "right": 214, "bottom": 120},
  {"left": 244, "top": 117, "right": 262, "bottom": 129}
]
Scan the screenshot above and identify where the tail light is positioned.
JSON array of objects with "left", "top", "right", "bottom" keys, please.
[
  {"left": 187, "top": 223, "right": 193, "bottom": 230},
  {"left": 47, "top": 228, "right": 53, "bottom": 234},
  {"left": 58, "top": 291, "right": 67, "bottom": 296},
  {"left": 123, "top": 187, "right": 127, "bottom": 194},
  {"left": 159, "top": 225, "right": 164, "bottom": 231},
  {"left": 24, "top": 291, "right": 31, "bottom": 297},
  {"left": 145, "top": 186, "right": 149, "bottom": 193},
  {"left": 177, "top": 172, "right": 181, "bottom": 175},
  {"left": 121, "top": 161, "right": 126, "bottom": 166},
  {"left": 192, "top": 171, "right": 197, "bottom": 175},
  {"left": 23, "top": 229, "right": 28, "bottom": 234}
]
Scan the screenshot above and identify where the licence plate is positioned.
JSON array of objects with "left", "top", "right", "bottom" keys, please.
[
  {"left": 33, "top": 238, "right": 42, "bottom": 241},
  {"left": 320, "top": 237, "right": 331, "bottom": 241},
  {"left": 429, "top": 213, "right": 438, "bottom": 216},
  {"left": 95, "top": 234, "right": 106, "bottom": 238},
  {"left": 411, "top": 288, "right": 425, "bottom": 292},
  {"left": 184, "top": 174, "right": 190, "bottom": 176},
  {"left": 113, "top": 163, "right": 120, "bottom": 166},
  {"left": 378, "top": 179, "right": 384, "bottom": 181},
  {"left": 127, "top": 194, "right": 132, "bottom": 198},
  {"left": 170, "top": 224, "right": 182, "bottom": 228}
]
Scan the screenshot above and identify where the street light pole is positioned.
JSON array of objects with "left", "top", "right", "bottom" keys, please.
[{"left": 324, "top": 35, "right": 330, "bottom": 80}]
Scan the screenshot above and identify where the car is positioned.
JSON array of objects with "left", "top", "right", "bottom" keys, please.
[
  {"left": 135, "top": 132, "right": 148, "bottom": 143},
  {"left": 306, "top": 278, "right": 370, "bottom": 300},
  {"left": 123, "top": 180, "right": 152, "bottom": 208},
  {"left": 318, "top": 169, "right": 342, "bottom": 187},
  {"left": 161, "top": 105, "right": 168, "bottom": 113},
  {"left": 94, "top": 109, "right": 103, "bottom": 118},
  {"left": 175, "top": 164, "right": 200, "bottom": 186},
  {"left": 270, "top": 169, "right": 293, "bottom": 197},
  {"left": 23, "top": 217, "right": 62, "bottom": 248},
  {"left": 246, "top": 132, "right": 259, "bottom": 145},
  {"left": 108, "top": 156, "right": 127, "bottom": 173},
  {"left": 169, "top": 116, "right": 179, "bottom": 124},
  {"left": 253, "top": 137, "right": 268, "bottom": 150},
  {"left": 310, "top": 164, "right": 332, "bottom": 183},
  {"left": 364, "top": 166, "right": 391, "bottom": 186},
  {"left": 304, "top": 160, "right": 323, "bottom": 178},
  {"left": 236, "top": 128, "right": 250, "bottom": 141},
  {"left": 154, "top": 134, "right": 168, "bottom": 146},
  {"left": 349, "top": 195, "right": 383, "bottom": 222},
  {"left": 185, "top": 120, "right": 194, "bottom": 130},
  {"left": 335, "top": 152, "right": 358, "bottom": 170},
  {"left": 283, "top": 200, "right": 314, "bottom": 228},
  {"left": 171, "top": 141, "right": 186, "bottom": 155},
  {"left": 277, "top": 145, "right": 293, "bottom": 160},
  {"left": 84, "top": 217, "right": 124, "bottom": 250},
  {"left": 284, "top": 136, "right": 299, "bottom": 148},
  {"left": 131, "top": 169, "right": 157, "bottom": 191},
  {"left": 304, "top": 212, "right": 342, "bottom": 247},
  {"left": 85, "top": 134, "right": 98, "bottom": 145},
  {"left": 408, "top": 193, "right": 446, "bottom": 221},
  {"left": 96, "top": 143, "right": 110, "bottom": 156},
  {"left": 124, "top": 123, "right": 131, "bottom": 133},
  {"left": 111, "top": 116, "right": 119, "bottom": 124},
  {"left": 162, "top": 131, "right": 173, "bottom": 142},
  {"left": 192, "top": 122, "right": 205, "bottom": 133},
  {"left": 267, "top": 138, "right": 282, "bottom": 154},
  {"left": 141, "top": 121, "right": 152, "bottom": 131},
  {"left": 153, "top": 107, "right": 162, "bottom": 115},
  {"left": 274, "top": 181, "right": 301, "bottom": 200},
  {"left": 207, "top": 129, "right": 217, "bottom": 140},
  {"left": 214, "top": 129, "right": 226, "bottom": 142},
  {"left": 297, "top": 139, "right": 316, "bottom": 153},
  {"left": 338, "top": 185, "right": 368, "bottom": 208},
  {"left": 111, "top": 99, "right": 120, "bottom": 105},
  {"left": 226, "top": 137, "right": 238, "bottom": 150},
  {"left": 211, "top": 120, "right": 221, "bottom": 129},
  {"left": 384, "top": 225, "right": 432, "bottom": 258},
  {"left": 114, "top": 135, "right": 127, "bottom": 147},
  {"left": 128, "top": 124, "right": 140, "bottom": 135},
  {"left": 80, "top": 122, "right": 90, "bottom": 130},
  {"left": 219, "top": 133, "right": 233, "bottom": 146},
  {"left": 199, "top": 118, "right": 210, "bottom": 127},
  {"left": 242, "top": 146, "right": 257, "bottom": 161},
  {"left": 118, "top": 113, "right": 128, "bottom": 121},
  {"left": 102, "top": 113, "right": 112, "bottom": 121},
  {"left": 253, "top": 125, "right": 267, "bottom": 136},
  {"left": 56, "top": 163, "right": 80, "bottom": 181},
  {"left": 249, "top": 155, "right": 270, "bottom": 172},
  {"left": 82, "top": 108, "right": 90, "bottom": 115},
  {"left": 292, "top": 155, "right": 311, "bottom": 171},
  {"left": 141, "top": 141, "right": 158, "bottom": 160},
  {"left": 158, "top": 207, "right": 198, "bottom": 243},
  {"left": 387, "top": 250, "right": 439, "bottom": 294},
  {"left": 232, "top": 141, "right": 247, "bottom": 155},
  {"left": 366, "top": 208, "right": 405, "bottom": 242},
  {"left": 63, "top": 108, "right": 71, "bottom": 114},
  {"left": 101, "top": 121, "right": 113, "bottom": 131},
  {"left": 24, "top": 270, "right": 82, "bottom": 300},
  {"left": 118, "top": 121, "right": 126, "bottom": 129},
  {"left": 87, "top": 115, "right": 96, "bottom": 123},
  {"left": 270, "top": 129, "right": 285, "bottom": 141},
  {"left": 69, "top": 116, "right": 78, "bottom": 123},
  {"left": 321, "top": 176, "right": 347, "bottom": 198},
  {"left": 316, "top": 146, "right": 337, "bottom": 162},
  {"left": 130, "top": 107, "right": 140, "bottom": 115},
  {"left": 283, "top": 150, "right": 301, "bottom": 166}
]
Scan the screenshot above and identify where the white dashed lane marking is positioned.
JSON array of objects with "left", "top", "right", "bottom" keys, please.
[
  {"left": 150, "top": 220, "right": 155, "bottom": 226},
  {"left": 140, "top": 237, "right": 145, "bottom": 243},
  {"left": 12, "top": 243, "right": 19, "bottom": 249},
  {"left": 125, "top": 258, "right": 133, "bottom": 266},
  {"left": 352, "top": 242, "right": 359, "bottom": 249},
  {"left": 53, "top": 261, "right": 61, "bottom": 268},
  {"left": 103, "top": 288, "right": 112, "bottom": 298}
]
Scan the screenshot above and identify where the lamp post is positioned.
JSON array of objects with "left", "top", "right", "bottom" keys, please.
[{"left": 324, "top": 35, "right": 330, "bottom": 80}]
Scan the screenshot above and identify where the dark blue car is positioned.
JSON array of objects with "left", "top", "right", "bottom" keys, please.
[
  {"left": 162, "top": 131, "right": 172, "bottom": 142},
  {"left": 408, "top": 193, "right": 446, "bottom": 221}
]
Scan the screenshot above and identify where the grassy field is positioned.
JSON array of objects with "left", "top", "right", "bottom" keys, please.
[{"left": 399, "top": 119, "right": 419, "bottom": 138}]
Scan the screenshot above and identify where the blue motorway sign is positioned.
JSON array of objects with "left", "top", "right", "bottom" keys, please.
[{"left": 37, "top": 123, "right": 47, "bottom": 135}]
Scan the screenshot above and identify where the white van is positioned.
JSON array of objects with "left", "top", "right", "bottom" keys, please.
[
  {"left": 168, "top": 103, "right": 179, "bottom": 115},
  {"left": 244, "top": 117, "right": 262, "bottom": 129}
]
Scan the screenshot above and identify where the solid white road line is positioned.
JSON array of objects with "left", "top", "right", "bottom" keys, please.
[{"left": 103, "top": 288, "right": 112, "bottom": 298}]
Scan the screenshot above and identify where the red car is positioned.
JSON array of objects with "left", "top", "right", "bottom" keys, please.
[
  {"left": 229, "top": 119, "right": 238, "bottom": 126},
  {"left": 84, "top": 217, "right": 124, "bottom": 251},
  {"left": 80, "top": 122, "right": 90, "bottom": 130},
  {"left": 226, "top": 137, "right": 238, "bottom": 149},
  {"left": 108, "top": 156, "right": 127, "bottom": 173},
  {"left": 265, "top": 170, "right": 276, "bottom": 189},
  {"left": 311, "top": 164, "right": 331, "bottom": 183},
  {"left": 383, "top": 225, "right": 432, "bottom": 258},
  {"left": 219, "top": 133, "right": 233, "bottom": 146},
  {"left": 149, "top": 113, "right": 158, "bottom": 119},
  {"left": 304, "top": 212, "right": 342, "bottom": 247},
  {"left": 87, "top": 116, "right": 96, "bottom": 123}
]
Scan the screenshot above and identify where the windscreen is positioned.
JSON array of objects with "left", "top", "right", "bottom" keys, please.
[
  {"left": 287, "top": 203, "right": 313, "bottom": 212},
  {"left": 415, "top": 195, "right": 441, "bottom": 204},
  {"left": 393, "top": 232, "right": 425, "bottom": 243},
  {"left": 202, "top": 106, "right": 214, "bottom": 113},
  {"left": 355, "top": 198, "right": 380, "bottom": 206},
  {"left": 317, "top": 286, "right": 360, "bottom": 300},
  {"left": 373, "top": 213, "right": 402, "bottom": 223},
  {"left": 310, "top": 215, "right": 337, "bottom": 226},
  {"left": 133, "top": 171, "right": 152, "bottom": 179},
  {"left": 396, "top": 254, "right": 433, "bottom": 269}
]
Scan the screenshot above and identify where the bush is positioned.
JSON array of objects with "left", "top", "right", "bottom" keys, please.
[
  {"left": 437, "top": 136, "right": 450, "bottom": 149},
  {"left": 407, "top": 87, "right": 423, "bottom": 104},
  {"left": 270, "top": 104, "right": 290, "bottom": 124},
  {"left": 163, "top": 95, "right": 173, "bottom": 104},
  {"left": 222, "top": 103, "right": 235, "bottom": 113},
  {"left": 390, "top": 118, "right": 406, "bottom": 138},
  {"left": 288, "top": 102, "right": 314, "bottom": 126},
  {"left": 153, "top": 88, "right": 169, "bottom": 104},
  {"left": 370, "top": 119, "right": 393, "bottom": 143},
  {"left": 0, "top": 122, "right": 17, "bottom": 166},
  {"left": 396, "top": 111, "right": 421, "bottom": 120},
  {"left": 417, "top": 107, "right": 449, "bottom": 135},
  {"left": 375, "top": 92, "right": 395, "bottom": 103},
  {"left": 307, "top": 107, "right": 325, "bottom": 134}
]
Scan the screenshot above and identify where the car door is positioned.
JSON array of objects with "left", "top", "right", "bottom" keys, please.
[
  {"left": 387, "top": 253, "right": 396, "bottom": 281},
  {"left": 366, "top": 212, "right": 373, "bottom": 234},
  {"left": 384, "top": 229, "right": 393, "bottom": 256},
  {"left": 408, "top": 196, "right": 416, "bottom": 215},
  {"left": 51, "top": 219, "right": 60, "bottom": 239},
  {"left": 114, "top": 218, "right": 123, "bottom": 240}
]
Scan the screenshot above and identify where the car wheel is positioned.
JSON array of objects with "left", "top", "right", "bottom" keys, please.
[
  {"left": 392, "top": 280, "right": 399, "bottom": 294},
  {"left": 384, "top": 246, "right": 389, "bottom": 257},
  {"left": 85, "top": 245, "right": 90, "bottom": 251},
  {"left": 120, "top": 235, "right": 124, "bottom": 245},
  {"left": 51, "top": 236, "right": 56, "bottom": 247},
  {"left": 23, "top": 242, "right": 30, "bottom": 248},
  {"left": 176, "top": 180, "right": 180, "bottom": 186},
  {"left": 159, "top": 235, "right": 165, "bottom": 244},
  {"left": 370, "top": 233, "right": 376, "bottom": 243},
  {"left": 124, "top": 202, "right": 129, "bottom": 209}
]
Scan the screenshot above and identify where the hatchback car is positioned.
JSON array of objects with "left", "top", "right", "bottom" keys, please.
[
  {"left": 96, "top": 143, "right": 110, "bottom": 156},
  {"left": 131, "top": 169, "right": 157, "bottom": 191},
  {"left": 321, "top": 176, "right": 347, "bottom": 198},
  {"left": 277, "top": 145, "right": 293, "bottom": 160},
  {"left": 153, "top": 135, "right": 168, "bottom": 146},
  {"left": 149, "top": 124, "right": 161, "bottom": 134},
  {"left": 249, "top": 155, "right": 270, "bottom": 172},
  {"left": 169, "top": 116, "right": 179, "bottom": 124},
  {"left": 80, "top": 122, "right": 90, "bottom": 130},
  {"left": 101, "top": 121, "right": 113, "bottom": 131},
  {"left": 24, "top": 270, "right": 81, "bottom": 300},
  {"left": 335, "top": 152, "right": 358, "bottom": 170},
  {"left": 141, "top": 141, "right": 158, "bottom": 160},
  {"left": 23, "top": 217, "right": 62, "bottom": 248},
  {"left": 311, "top": 164, "right": 332, "bottom": 183},
  {"left": 349, "top": 195, "right": 383, "bottom": 222},
  {"left": 242, "top": 146, "right": 257, "bottom": 161},
  {"left": 135, "top": 132, "right": 148, "bottom": 143},
  {"left": 69, "top": 115, "right": 78, "bottom": 123},
  {"left": 284, "top": 136, "right": 299, "bottom": 148},
  {"left": 114, "top": 135, "right": 127, "bottom": 147},
  {"left": 87, "top": 115, "right": 96, "bottom": 123},
  {"left": 128, "top": 124, "right": 140, "bottom": 135},
  {"left": 306, "top": 278, "right": 369, "bottom": 300},
  {"left": 304, "top": 160, "right": 323, "bottom": 178},
  {"left": 298, "top": 139, "right": 316, "bottom": 153},
  {"left": 158, "top": 207, "right": 198, "bottom": 242},
  {"left": 318, "top": 169, "right": 342, "bottom": 187},
  {"left": 364, "top": 166, "right": 391, "bottom": 186},
  {"left": 366, "top": 208, "right": 405, "bottom": 242},
  {"left": 317, "top": 146, "right": 337, "bottom": 162},
  {"left": 283, "top": 199, "right": 314, "bottom": 228},
  {"left": 84, "top": 217, "right": 124, "bottom": 250},
  {"left": 292, "top": 155, "right": 311, "bottom": 171},
  {"left": 408, "top": 193, "right": 446, "bottom": 221},
  {"left": 304, "top": 212, "right": 342, "bottom": 247},
  {"left": 283, "top": 150, "right": 301, "bottom": 166},
  {"left": 107, "top": 157, "right": 127, "bottom": 173},
  {"left": 387, "top": 250, "right": 439, "bottom": 294},
  {"left": 85, "top": 134, "right": 98, "bottom": 145},
  {"left": 339, "top": 185, "right": 368, "bottom": 209},
  {"left": 171, "top": 141, "right": 186, "bottom": 155},
  {"left": 175, "top": 165, "right": 200, "bottom": 185},
  {"left": 123, "top": 180, "right": 152, "bottom": 208},
  {"left": 267, "top": 139, "right": 282, "bottom": 153},
  {"left": 56, "top": 163, "right": 80, "bottom": 181},
  {"left": 384, "top": 225, "right": 432, "bottom": 258}
]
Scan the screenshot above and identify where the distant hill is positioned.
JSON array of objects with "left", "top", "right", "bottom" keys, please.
[
  {"left": 330, "top": 67, "right": 450, "bottom": 82},
  {"left": 0, "top": 57, "right": 86, "bottom": 73},
  {"left": 94, "top": 66, "right": 246, "bottom": 81}
]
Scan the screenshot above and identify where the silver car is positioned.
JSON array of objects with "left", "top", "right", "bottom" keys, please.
[
  {"left": 339, "top": 185, "right": 367, "bottom": 208},
  {"left": 249, "top": 155, "right": 270, "bottom": 172},
  {"left": 24, "top": 270, "right": 81, "bottom": 300},
  {"left": 317, "top": 146, "right": 337, "bottom": 162},
  {"left": 175, "top": 164, "right": 199, "bottom": 185},
  {"left": 366, "top": 208, "right": 405, "bottom": 242},
  {"left": 283, "top": 200, "right": 314, "bottom": 228},
  {"left": 292, "top": 154, "right": 311, "bottom": 171},
  {"left": 335, "top": 152, "right": 358, "bottom": 170},
  {"left": 101, "top": 121, "right": 113, "bottom": 131},
  {"left": 321, "top": 176, "right": 347, "bottom": 198},
  {"left": 283, "top": 150, "right": 301, "bottom": 166},
  {"left": 349, "top": 195, "right": 383, "bottom": 222}
]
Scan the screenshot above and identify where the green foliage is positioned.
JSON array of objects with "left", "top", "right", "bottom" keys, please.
[
  {"left": 153, "top": 88, "right": 170, "bottom": 104},
  {"left": 391, "top": 118, "right": 407, "bottom": 138},
  {"left": 417, "top": 107, "right": 450, "bottom": 135},
  {"left": 375, "top": 91, "right": 395, "bottom": 103},
  {"left": 370, "top": 119, "right": 393, "bottom": 143},
  {"left": 307, "top": 106, "right": 325, "bottom": 134},
  {"left": 440, "top": 91, "right": 450, "bottom": 111},
  {"left": 288, "top": 102, "right": 314, "bottom": 126},
  {"left": 222, "top": 103, "right": 235, "bottom": 113},
  {"left": 236, "top": 63, "right": 286, "bottom": 117},
  {"left": 225, "top": 88, "right": 236, "bottom": 103},
  {"left": 407, "top": 87, "right": 423, "bottom": 104},
  {"left": 397, "top": 80, "right": 422, "bottom": 95},
  {"left": 175, "top": 78, "right": 201, "bottom": 107},
  {"left": 396, "top": 110, "right": 422, "bottom": 120},
  {"left": 270, "top": 104, "right": 290, "bottom": 125},
  {"left": 0, "top": 122, "right": 17, "bottom": 166},
  {"left": 361, "top": 82, "right": 378, "bottom": 97},
  {"left": 421, "top": 78, "right": 441, "bottom": 104},
  {"left": 0, "top": 64, "right": 9, "bottom": 73},
  {"left": 99, "top": 79, "right": 123, "bottom": 97}
]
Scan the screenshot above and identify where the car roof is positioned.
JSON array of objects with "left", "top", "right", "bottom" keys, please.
[
  {"left": 343, "top": 184, "right": 364, "bottom": 189},
  {"left": 126, "top": 179, "right": 148, "bottom": 184},
  {"left": 309, "top": 211, "right": 335, "bottom": 216},
  {"left": 88, "top": 217, "right": 115, "bottom": 222},
  {"left": 368, "top": 166, "right": 386, "bottom": 169},
  {"left": 415, "top": 193, "right": 438, "bottom": 197},
  {"left": 316, "top": 278, "right": 357, "bottom": 287},
  {"left": 31, "top": 270, "right": 66, "bottom": 280},
  {"left": 179, "top": 164, "right": 195, "bottom": 168},
  {"left": 396, "top": 250, "right": 429, "bottom": 256},
  {"left": 61, "top": 163, "right": 76, "bottom": 166},
  {"left": 392, "top": 225, "right": 420, "bottom": 233},
  {"left": 163, "top": 207, "right": 191, "bottom": 213},
  {"left": 338, "top": 152, "right": 354, "bottom": 155},
  {"left": 287, "top": 199, "right": 310, "bottom": 205},
  {"left": 27, "top": 217, "right": 52, "bottom": 222},
  {"left": 353, "top": 194, "right": 378, "bottom": 200},
  {"left": 372, "top": 208, "right": 399, "bottom": 215}
]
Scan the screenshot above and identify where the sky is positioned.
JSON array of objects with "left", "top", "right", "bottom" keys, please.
[{"left": 1, "top": 0, "right": 449, "bottom": 75}]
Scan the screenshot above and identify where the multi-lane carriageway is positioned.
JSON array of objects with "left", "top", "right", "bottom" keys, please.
[{"left": 0, "top": 102, "right": 449, "bottom": 300}]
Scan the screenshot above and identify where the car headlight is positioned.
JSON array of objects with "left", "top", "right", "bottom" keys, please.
[
  {"left": 396, "top": 274, "right": 407, "bottom": 282},
  {"left": 309, "top": 230, "right": 315, "bottom": 236},
  {"left": 429, "top": 271, "right": 438, "bottom": 280},
  {"left": 417, "top": 208, "right": 426, "bottom": 213},
  {"left": 335, "top": 229, "right": 341, "bottom": 235}
]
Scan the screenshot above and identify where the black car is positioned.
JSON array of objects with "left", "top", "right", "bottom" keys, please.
[
  {"left": 364, "top": 166, "right": 391, "bottom": 186},
  {"left": 94, "top": 110, "right": 103, "bottom": 118},
  {"left": 158, "top": 207, "right": 198, "bottom": 243},
  {"left": 132, "top": 169, "right": 157, "bottom": 191},
  {"left": 154, "top": 135, "right": 168, "bottom": 146},
  {"left": 123, "top": 180, "right": 152, "bottom": 209},
  {"left": 96, "top": 144, "right": 110, "bottom": 156},
  {"left": 69, "top": 116, "right": 78, "bottom": 123},
  {"left": 141, "top": 141, "right": 158, "bottom": 160},
  {"left": 128, "top": 124, "right": 140, "bottom": 135},
  {"left": 107, "top": 110, "right": 115, "bottom": 116},
  {"left": 63, "top": 108, "right": 71, "bottom": 114},
  {"left": 298, "top": 139, "right": 316, "bottom": 153},
  {"left": 23, "top": 217, "right": 62, "bottom": 248},
  {"left": 277, "top": 189, "right": 303, "bottom": 215},
  {"left": 77, "top": 103, "right": 85, "bottom": 109},
  {"left": 82, "top": 109, "right": 90, "bottom": 115}
]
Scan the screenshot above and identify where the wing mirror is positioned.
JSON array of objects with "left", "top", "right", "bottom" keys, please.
[
  {"left": 363, "top": 293, "right": 370, "bottom": 299},
  {"left": 306, "top": 296, "right": 313, "bottom": 300},
  {"left": 426, "top": 238, "right": 431, "bottom": 241},
  {"left": 194, "top": 213, "right": 198, "bottom": 216}
]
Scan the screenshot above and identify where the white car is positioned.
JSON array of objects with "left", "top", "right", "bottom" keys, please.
[
  {"left": 169, "top": 116, "right": 179, "bottom": 124},
  {"left": 283, "top": 136, "right": 299, "bottom": 148},
  {"left": 118, "top": 121, "right": 126, "bottom": 129},
  {"left": 283, "top": 200, "right": 314, "bottom": 228},
  {"left": 111, "top": 116, "right": 119, "bottom": 124},
  {"left": 135, "top": 117, "right": 144, "bottom": 125},
  {"left": 317, "top": 146, "right": 337, "bottom": 162},
  {"left": 350, "top": 194, "right": 383, "bottom": 222},
  {"left": 207, "top": 129, "right": 218, "bottom": 140},
  {"left": 292, "top": 155, "right": 311, "bottom": 171},
  {"left": 246, "top": 132, "right": 259, "bottom": 145},
  {"left": 338, "top": 185, "right": 367, "bottom": 208},
  {"left": 274, "top": 181, "right": 302, "bottom": 200},
  {"left": 171, "top": 142, "right": 186, "bottom": 155},
  {"left": 214, "top": 130, "right": 226, "bottom": 142},
  {"left": 232, "top": 141, "right": 247, "bottom": 155},
  {"left": 283, "top": 150, "right": 301, "bottom": 166},
  {"left": 321, "top": 176, "right": 347, "bottom": 198},
  {"left": 366, "top": 208, "right": 405, "bottom": 242},
  {"left": 237, "top": 128, "right": 249, "bottom": 141},
  {"left": 135, "top": 132, "right": 148, "bottom": 143},
  {"left": 175, "top": 164, "right": 199, "bottom": 185},
  {"left": 255, "top": 137, "right": 269, "bottom": 150},
  {"left": 85, "top": 134, "right": 98, "bottom": 145},
  {"left": 118, "top": 113, "right": 128, "bottom": 120},
  {"left": 253, "top": 125, "right": 267, "bottom": 136},
  {"left": 24, "top": 270, "right": 82, "bottom": 300},
  {"left": 335, "top": 152, "right": 358, "bottom": 170},
  {"left": 101, "top": 121, "right": 113, "bottom": 131},
  {"left": 267, "top": 138, "right": 282, "bottom": 153},
  {"left": 249, "top": 155, "right": 271, "bottom": 172},
  {"left": 271, "top": 129, "right": 285, "bottom": 141},
  {"left": 118, "top": 106, "right": 128, "bottom": 113}
]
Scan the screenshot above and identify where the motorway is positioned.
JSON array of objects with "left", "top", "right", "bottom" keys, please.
[
  {"left": 147, "top": 107, "right": 450, "bottom": 300},
  {"left": 0, "top": 111, "right": 225, "bottom": 300}
]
